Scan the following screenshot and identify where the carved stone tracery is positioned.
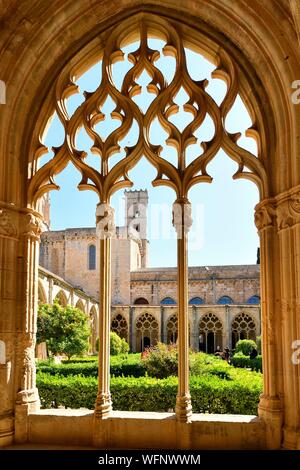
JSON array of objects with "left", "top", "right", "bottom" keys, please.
[{"left": 27, "top": 14, "right": 267, "bottom": 206}]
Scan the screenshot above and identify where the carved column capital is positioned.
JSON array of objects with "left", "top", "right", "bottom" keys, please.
[
  {"left": 172, "top": 199, "right": 192, "bottom": 236},
  {"left": 0, "top": 209, "right": 17, "bottom": 239},
  {"left": 276, "top": 189, "right": 300, "bottom": 231},
  {"left": 21, "top": 213, "right": 44, "bottom": 240},
  {"left": 254, "top": 200, "right": 276, "bottom": 231},
  {"left": 96, "top": 203, "right": 116, "bottom": 239}
]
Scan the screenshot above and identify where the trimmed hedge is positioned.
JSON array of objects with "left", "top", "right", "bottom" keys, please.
[
  {"left": 37, "top": 369, "right": 262, "bottom": 415},
  {"left": 37, "top": 355, "right": 146, "bottom": 378},
  {"left": 231, "top": 354, "right": 262, "bottom": 372}
]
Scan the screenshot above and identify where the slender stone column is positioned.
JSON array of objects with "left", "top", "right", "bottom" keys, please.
[
  {"left": 94, "top": 203, "right": 115, "bottom": 418},
  {"left": 276, "top": 188, "right": 300, "bottom": 449},
  {"left": 130, "top": 306, "right": 134, "bottom": 352},
  {"left": 255, "top": 200, "right": 283, "bottom": 449},
  {"left": 173, "top": 199, "right": 192, "bottom": 423},
  {"left": 15, "top": 212, "right": 43, "bottom": 443},
  {"left": 160, "top": 306, "right": 165, "bottom": 343},
  {"left": 0, "top": 207, "right": 19, "bottom": 446}
]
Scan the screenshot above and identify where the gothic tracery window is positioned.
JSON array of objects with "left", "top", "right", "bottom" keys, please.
[
  {"left": 231, "top": 312, "right": 256, "bottom": 348},
  {"left": 166, "top": 314, "right": 178, "bottom": 344},
  {"left": 135, "top": 312, "right": 159, "bottom": 352},
  {"left": 111, "top": 313, "right": 128, "bottom": 341},
  {"left": 26, "top": 13, "right": 267, "bottom": 419},
  {"left": 199, "top": 313, "right": 223, "bottom": 354}
]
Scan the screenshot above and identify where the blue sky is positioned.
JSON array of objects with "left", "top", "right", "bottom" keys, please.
[{"left": 41, "top": 39, "right": 259, "bottom": 267}]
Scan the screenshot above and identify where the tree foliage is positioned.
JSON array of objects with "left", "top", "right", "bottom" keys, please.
[
  {"left": 37, "top": 302, "right": 91, "bottom": 359},
  {"left": 235, "top": 339, "right": 257, "bottom": 356},
  {"left": 96, "top": 332, "right": 129, "bottom": 356}
]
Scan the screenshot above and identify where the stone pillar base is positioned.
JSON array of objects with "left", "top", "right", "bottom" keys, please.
[
  {"left": 0, "top": 413, "right": 14, "bottom": 447},
  {"left": 282, "top": 426, "right": 300, "bottom": 450},
  {"left": 175, "top": 394, "right": 192, "bottom": 423},
  {"left": 258, "top": 394, "right": 282, "bottom": 449},
  {"left": 94, "top": 392, "right": 112, "bottom": 419},
  {"left": 14, "top": 388, "right": 40, "bottom": 443}
]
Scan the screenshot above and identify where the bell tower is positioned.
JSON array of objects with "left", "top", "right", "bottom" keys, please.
[{"left": 125, "top": 189, "right": 149, "bottom": 267}]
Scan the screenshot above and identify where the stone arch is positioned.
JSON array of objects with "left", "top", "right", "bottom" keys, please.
[
  {"left": 111, "top": 313, "right": 128, "bottom": 342},
  {"left": 161, "top": 297, "right": 176, "bottom": 305},
  {"left": 189, "top": 297, "right": 204, "bottom": 305},
  {"left": 75, "top": 299, "right": 85, "bottom": 313},
  {"left": 1, "top": 0, "right": 300, "bottom": 450},
  {"left": 247, "top": 295, "right": 260, "bottom": 305},
  {"left": 54, "top": 290, "right": 68, "bottom": 307},
  {"left": 199, "top": 313, "right": 223, "bottom": 354},
  {"left": 134, "top": 297, "right": 149, "bottom": 305},
  {"left": 231, "top": 312, "right": 257, "bottom": 348},
  {"left": 217, "top": 296, "right": 234, "bottom": 305},
  {"left": 135, "top": 312, "right": 159, "bottom": 352},
  {"left": 38, "top": 281, "right": 47, "bottom": 304}
]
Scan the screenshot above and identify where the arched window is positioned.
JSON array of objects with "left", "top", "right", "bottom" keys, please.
[
  {"left": 134, "top": 297, "right": 149, "bottom": 305},
  {"left": 88, "top": 244, "right": 96, "bottom": 270},
  {"left": 161, "top": 297, "right": 176, "bottom": 305},
  {"left": 217, "top": 296, "right": 234, "bottom": 305},
  {"left": 135, "top": 312, "right": 159, "bottom": 352},
  {"left": 54, "top": 290, "right": 68, "bottom": 307},
  {"left": 166, "top": 314, "right": 178, "bottom": 344},
  {"left": 247, "top": 295, "right": 260, "bottom": 305},
  {"left": 38, "top": 281, "right": 47, "bottom": 304},
  {"left": 189, "top": 297, "right": 204, "bottom": 305},
  {"left": 231, "top": 312, "right": 256, "bottom": 348},
  {"left": 111, "top": 313, "right": 128, "bottom": 341},
  {"left": 75, "top": 299, "right": 85, "bottom": 312},
  {"left": 199, "top": 313, "right": 223, "bottom": 354}
]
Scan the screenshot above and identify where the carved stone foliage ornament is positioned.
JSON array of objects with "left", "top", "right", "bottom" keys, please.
[
  {"left": 0, "top": 209, "right": 17, "bottom": 238},
  {"left": 27, "top": 13, "right": 268, "bottom": 206},
  {"left": 277, "top": 190, "right": 300, "bottom": 230},
  {"left": 254, "top": 201, "right": 276, "bottom": 231},
  {"left": 22, "top": 213, "right": 43, "bottom": 240}
]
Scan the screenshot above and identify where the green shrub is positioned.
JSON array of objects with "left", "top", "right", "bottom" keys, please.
[
  {"left": 120, "top": 338, "right": 130, "bottom": 355},
  {"left": 231, "top": 353, "right": 262, "bottom": 372},
  {"left": 190, "top": 352, "right": 231, "bottom": 380},
  {"left": 37, "top": 354, "right": 146, "bottom": 378},
  {"left": 110, "top": 332, "right": 129, "bottom": 356},
  {"left": 142, "top": 343, "right": 178, "bottom": 378},
  {"left": 37, "top": 369, "right": 262, "bottom": 415},
  {"left": 62, "top": 356, "right": 98, "bottom": 364},
  {"left": 235, "top": 339, "right": 257, "bottom": 356}
]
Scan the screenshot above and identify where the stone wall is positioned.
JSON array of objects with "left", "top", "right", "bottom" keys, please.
[{"left": 130, "top": 265, "right": 260, "bottom": 305}]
